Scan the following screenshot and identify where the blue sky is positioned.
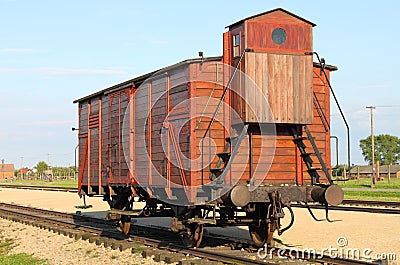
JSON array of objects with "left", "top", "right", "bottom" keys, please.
[{"left": 0, "top": 0, "right": 399, "bottom": 168}]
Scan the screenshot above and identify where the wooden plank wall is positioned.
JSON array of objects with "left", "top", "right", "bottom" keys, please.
[
  {"left": 245, "top": 52, "right": 313, "bottom": 124},
  {"left": 246, "top": 21, "right": 312, "bottom": 53},
  {"left": 108, "top": 91, "right": 130, "bottom": 183},
  {"left": 252, "top": 128, "right": 297, "bottom": 184},
  {"left": 191, "top": 62, "right": 227, "bottom": 186},
  {"left": 78, "top": 103, "right": 88, "bottom": 185},
  {"left": 100, "top": 95, "right": 110, "bottom": 186},
  {"left": 134, "top": 79, "right": 150, "bottom": 185},
  {"left": 134, "top": 67, "right": 191, "bottom": 188}
]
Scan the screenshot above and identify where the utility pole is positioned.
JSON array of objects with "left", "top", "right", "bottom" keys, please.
[
  {"left": 1, "top": 159, "right": 4, "bottom": 180},
  {"left": 20, "top": 156, "right": 24, "bottom": 179},
  {"left": 366, "top": 106, "right": 376, "bottom": 188}
]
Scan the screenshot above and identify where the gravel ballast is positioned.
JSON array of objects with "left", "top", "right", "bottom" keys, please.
[{"left": 0, "top": 218, "right": 165, "bottom": 265}]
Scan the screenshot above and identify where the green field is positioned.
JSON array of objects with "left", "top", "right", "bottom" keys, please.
[
  {"left": 336, "top": 177, "right": 400, "bottom": 202},
  {"left": 336, "top": 177, "right": 400, "bottom": 189},
  {"left": 0, "top": 179, "right": 77, "bottom": 188}
]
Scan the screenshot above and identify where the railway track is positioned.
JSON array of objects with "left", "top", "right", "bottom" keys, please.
[
  {"left": 0, "top": 184, "right": 78, "bottom": 193},
  {"left": 0, "top": 202, "right": 380, "bottom": 265},
  {"left": 1, "top": 184, "right": 399, "bottom": 214}
]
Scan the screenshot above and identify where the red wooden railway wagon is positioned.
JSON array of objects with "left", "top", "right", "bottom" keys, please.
[{"left": 74, "top": 8, "right": 344, "bottom": 247}]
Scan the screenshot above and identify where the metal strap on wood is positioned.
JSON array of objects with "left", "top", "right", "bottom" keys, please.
[
  {"left": 164, "top": 122, "right": 189, "bottom": 195},
  {"left": 78, "top": 138, "right": 89, "bottom": 193}
]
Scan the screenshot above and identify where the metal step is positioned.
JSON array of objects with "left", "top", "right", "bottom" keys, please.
[
  {"left": 217, "top": 151, "right": 231, "bottom": 162},
  {"left": 225, "top": 136, "right": 238, "bottom": 142},
  {"left": 308, "top": 167, "right": 322, "bottom": 171},
  {"left": 210, "top": 167, "right": 224, "bottom": 177},
  {"left": 300, "top": 152, "right": 314, "bottom": 156},
  {"left": 293, "top": 136, "right": 308, "bottom": 141}
]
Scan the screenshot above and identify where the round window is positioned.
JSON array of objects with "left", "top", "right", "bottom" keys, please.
[{"left": 272, "top": 28, "right": 286, "bottom": 45}]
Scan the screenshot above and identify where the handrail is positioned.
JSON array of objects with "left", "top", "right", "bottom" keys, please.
[
  {"left": 201, "top": 48, "right": 251, "bottom": 183},
  {"left": 313, "top": 92, "right": 329, "bottom": 132},
  {"left": 202, "top": 48, "right": 250, "bottom": 140},
  {"left": 306, "top": 52, "right": 351, "bottom": 173}
]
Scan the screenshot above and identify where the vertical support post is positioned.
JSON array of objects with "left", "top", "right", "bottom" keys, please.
[
  {"left": 249, "top": 130, "right": 253, "bottom": 183},
  {"left": 388, "top": 164, "right": 391, "bottom": 184},
  {"left": 98, "top": 98, "right": 102, "bottom": 193},
  {"left": 376, "top": 160, "right": 380, "bottom": 181},
  {"left": 118, "top": 93, "right": 121, "bottom": 182},
  {"left": 148, "top": 82, "right": 152, "bottom": 187},
  {"left": 87, "top": 102, "right": 91, "bottom": 191},
  {"left": 366, "top": 106, "right": 375, "bottom": 188},
  {"left": 1, "top": 159, "right": 4, "bottom": 180},
  {"left": 129, "top": 86, "right": 135, "bottom": 186},
  {"left": 357, "top": 166, "right": 360, "bottom": 183},
  {"left": 165, "top": 73, "right": 171, "bottom": 198}
]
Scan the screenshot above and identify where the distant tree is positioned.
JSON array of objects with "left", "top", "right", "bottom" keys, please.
[
  {"left": 332, "top": 164, "right": 351, "bottom": 177},
  {"left": 34, "top": 161, "right": 49, "bottom": 175},
  {"left": 359, "top": 134, "right": 400, "bottom": 165}
]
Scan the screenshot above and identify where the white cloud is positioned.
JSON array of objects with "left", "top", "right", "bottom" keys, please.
[
  {"left": 0, "top": 48, "right": 34, "bottom": 53},
  {"left": 0, "top": 67, "right": 127, "bottom": 75}
]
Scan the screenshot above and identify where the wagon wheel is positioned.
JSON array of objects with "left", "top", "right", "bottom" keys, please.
[
  {"left": 118, "top": 215, "right": 131, "bottom": 235},
  {"left": 249, "top": 223, "right": 274, "bottom": 247},
  {"left": 112, "top": 192, "right": 133, "bottom": 235},
  {"left": 181, "top": 223, "right": 204, "bottom": 248}
]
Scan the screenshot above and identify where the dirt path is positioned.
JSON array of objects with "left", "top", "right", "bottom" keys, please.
[{"left": 0, "top": 188, "right": 399, "bottom": 264}]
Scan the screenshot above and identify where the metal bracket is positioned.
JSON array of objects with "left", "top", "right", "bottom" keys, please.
[{"left": 305, "top": 202, "right": 326, "bottom": 222}]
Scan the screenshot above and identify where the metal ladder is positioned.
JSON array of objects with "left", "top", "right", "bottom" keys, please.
[
  {"left": 291, "top": 125, "right": 333, "bottom": 184},
  {"left": 210, "top": 125, "right": 249, "bottom": 184}
]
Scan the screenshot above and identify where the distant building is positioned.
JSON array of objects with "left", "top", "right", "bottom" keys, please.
[
  {"left": 18, "top": 167, "right": 33, "bottom": 178},
  {"left": 0, "top": 164, "right": 15, "bottom": 180},
  {"left": 349, "top": 165, "right": 400, "bottom": 179}
]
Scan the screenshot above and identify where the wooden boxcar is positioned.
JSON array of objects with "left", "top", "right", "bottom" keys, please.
[{"left": 74, "top": 8, "right": 344, "bottom": 247}]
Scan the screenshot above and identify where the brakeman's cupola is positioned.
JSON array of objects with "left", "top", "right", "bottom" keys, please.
[{"left": 223, "top": 8, "right": 316, "bottom": 124}]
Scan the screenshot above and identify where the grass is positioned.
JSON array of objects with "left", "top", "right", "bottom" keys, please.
[
  {"left": 0, "top": 253, "right": 46, "bottom": 265},
  {"left": 131, "top": 244, "right": 145, "bottom": 254},
  {"left": 0, "top": 233, "right": 46, "bottom": 265},
  {"left": 0, "top": 238, "right": 14, "bottom": 255},
  {"left": 0, "top": 179, "right": 77, "bottom": 188},
  {"left": 344, "top": 191, "right": 400, "bottom": 202},
  {"left": 337, "top": 177, "right": 400, "bottom": 189},
  {"left": 336, "top": 178, "right": 400, "bottom": 202}
]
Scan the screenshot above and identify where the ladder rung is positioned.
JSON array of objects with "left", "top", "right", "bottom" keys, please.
[
  {"left": 225, "top": 136, "right": 238, "bottom": 142},
  {"left": 293, "top": 137, "right": 307, "bottom": 141},
  {"left": 210, "top": 168, "right": 224, "bottom": 173},
  {"left": 300, "top": 152, "right": 314, "bottom": 156},
  {"left": 217, "top": 152, "right": 231, "bottom": 159}
]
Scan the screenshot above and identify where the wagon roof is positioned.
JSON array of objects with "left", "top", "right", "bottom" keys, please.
[
  {"left": 74, "top": 56, "right": 337, "bottom": 103},
  {"left": 73, "top": 56, "right": 223, "bottom": 103},
  {"left": 226, "top": 8, "right": 316, "bottom": 29}
]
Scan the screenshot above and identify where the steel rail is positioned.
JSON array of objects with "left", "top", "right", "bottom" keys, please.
[
  {"left": 0, "top": 184, "right": 78, "bottom": 193},
  {"left": 0, "top": 203, "right": 275, "bottom": 265},
  {"left": 0, "top": 203, "right": 381, "bottom": 265}
]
